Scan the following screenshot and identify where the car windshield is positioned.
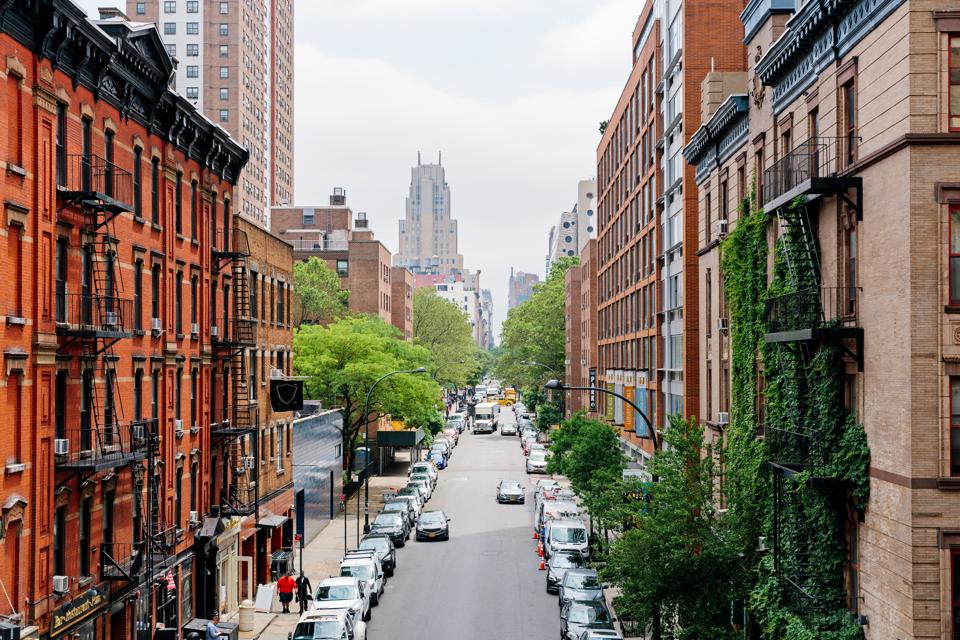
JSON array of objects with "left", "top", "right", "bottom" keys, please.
[
  {"left": 501, "top": 482, "right": 522, "bottom": 491},
  {"left": 398, "top": 487, "right": 417, "bottom": 496},
  {"left": 529, "top": 452, "right": 547, "bottom": 462},
  {"left": 554, "top": 527, "right": 587, "bottom": 543},
  {"left": 340, "top": 564, "right": 374, "bottom": 580},
  {"left": 567, "top": 573, "right": 600, "bottom": 589},
  {"left": 374, "top": 514, "right": 402, "bottom": 526},
  {"left": 568, "top": 603, "right": 611, "bottom": 625},
  {"left": 420, "top": 512, "right": 446, "bottom": 525},
  {"left": 553, "top": 554, "right": 585, "bottom": 569},
  {"left": 383, "top": 502, "right": 406, "bottom": 513},
  {"left": 411, "top": 474, "right": 429, "bottom": 482},
  {"left": 360, "top": 538, "right": 389, "bottom": 554},
  {"left": 292, "top": 621, "right": 343, "bottom": 640},
  {"left": 315, "top": 585, "right": 359, "bottom": 601},
  {"left": 412, "top": 465, "right": 430, "bottom": 473}
]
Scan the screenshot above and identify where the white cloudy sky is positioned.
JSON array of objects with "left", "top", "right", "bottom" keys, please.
[{"left": 75, "top": 0, "right": 640, "bottom": 338}]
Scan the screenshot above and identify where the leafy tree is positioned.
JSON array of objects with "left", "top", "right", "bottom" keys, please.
[
  {"left": 293, "top": 316, "right": 442, "bottom": 474},
  {"left": 294, "top": 257, "right": 349, "bottom": 325},
  {"left": 412, "top": 288, "right": 476, "bottom": 387},
  {"left": 535, "top": 401, "right": 561, "bottom": 433},
  {"left": 603, "top": 416, "right": 744, "bottom": 640}
]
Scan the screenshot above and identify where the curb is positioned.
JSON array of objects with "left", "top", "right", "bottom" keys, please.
[{"left": 248, "top": 614, "right": 279, "bottom": 640}]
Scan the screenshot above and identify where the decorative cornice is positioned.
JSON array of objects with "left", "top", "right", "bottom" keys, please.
[
  {"left": 740, "top": 0, "right": 796, "bottom": 44},
  {"left": 683, "top": 94, "right": 750, "bottom": 183},
  {"left": 0, "top": 0, "right": 248, "bottom": 184}
]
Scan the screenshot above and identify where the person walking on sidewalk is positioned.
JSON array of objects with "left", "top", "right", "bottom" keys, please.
[
  {"left": 277, "top": 572, "right": 296, "bottom": 613},
  {"left": 296, "top": 572, "right": 313, "bottom": 615}
]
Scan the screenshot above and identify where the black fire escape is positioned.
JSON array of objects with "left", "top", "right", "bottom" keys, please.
[
  {"left": 761, "top": 137, "right": 864, "bottom": 611},
  {"left": 212, "top": 228, "right": 259, "bottom": 517},
  {"left": 56, "top": 153, "right": 175, "bottom": 606}
]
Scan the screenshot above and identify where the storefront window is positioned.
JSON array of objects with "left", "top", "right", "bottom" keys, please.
[{"left": 181, "top": 564, "right": 193, "bottom": 623}]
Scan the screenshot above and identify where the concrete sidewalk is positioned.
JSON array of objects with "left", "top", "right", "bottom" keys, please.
[{"left": 249, "top": 458, "right": 415, "bottom": 640}]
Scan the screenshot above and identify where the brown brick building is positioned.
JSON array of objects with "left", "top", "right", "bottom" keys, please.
[
  {"left": 0, "top": 3, "right": 249, "bottom": 638},
  {"left": 391, "top": 266, "right": 414, "bottom": 340},
  {"left": 564, "top": 264, "right": 582, "bottom": 416},
  {"left": 566, "top": 239, "right": 599, "bottom": 416}
]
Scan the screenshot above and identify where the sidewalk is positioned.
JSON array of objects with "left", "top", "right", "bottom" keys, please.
[{"left": 249, "top": 457, "right": 414, "bottom": 640}]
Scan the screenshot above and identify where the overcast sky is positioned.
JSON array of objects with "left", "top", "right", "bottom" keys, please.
[{"left": 75, "top": 0, "right": 639, "bottom": 339}]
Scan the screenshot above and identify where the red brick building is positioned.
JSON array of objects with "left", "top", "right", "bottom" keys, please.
[
  {"left": 565, "top": 239, "right": 598, "bottom": 416},
  {"left": 0, "top": 3, "right": 249, "bottom": 639},
  {"left": 390, "top": 267, "right": 414, "bottom": 340}
]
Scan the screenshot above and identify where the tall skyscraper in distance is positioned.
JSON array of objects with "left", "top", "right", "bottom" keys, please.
[
  {"left": 127, "top": 0, "right": 294, "bottom": 228},
  {"left": 508, "top": 268, "right": 540, "bottom": 309},
  {"left": 396, "top": 153, "right": 464, "bottom": 274}
]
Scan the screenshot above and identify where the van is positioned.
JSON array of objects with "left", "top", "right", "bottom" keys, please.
[
  {"left": 544, "top": 518, "right": 590, "bottom": 560},
  {"left": 536, "top": 499, "right": 580, "bottom": 532},
  {"left": 473, "top": 402, "right": 497, "bottom": 434}
]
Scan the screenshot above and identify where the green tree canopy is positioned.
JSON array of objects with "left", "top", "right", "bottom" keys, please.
[
  {"left": 293, "top": 315, "right": 441, "bottom": 473},
  {"left": 412, "top": 288, "right": 476, "bottom": 387},
  {"left": 294, "top": 257, "right": 350, "bottom": 325}
]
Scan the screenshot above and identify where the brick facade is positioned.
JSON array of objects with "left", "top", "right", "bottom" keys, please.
[{"left": 391, "top": 266, "right": 414, "bottom": 340}]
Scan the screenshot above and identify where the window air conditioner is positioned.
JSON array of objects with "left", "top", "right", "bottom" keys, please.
[
  {"left": 189, "top": 510, "right": 199, "bottom": 524},
  {"left": 716, "top": 219, "right": 729, "bottom": 237},
  {"left": 151, "top": 317, "right": 162, "bottom": 333},
  {"left": 52, "top": 575, "right": 69, "bottom": 594},
  {"left": 717, "top": 412, "right": 730, "bottom": 426},
  {"left": 191, "top": 323, "right": 200, "bottom": 335},
  {"left": 104, "top": 311, "right": 118, "bottom": 326},
  {"left": 211, "top": 325, "right": 219, "bottom": 337},
  {"left": 175, "top": 419, "right": 184, "bottom": 435},
  {"left": 132, "top": 423, "right": 145, "bottom": 441},
  {"left": 243, "top": 456, "right": 256, "bottom": 471},
  {"left": 717, "top": 317, "right": 729, "bottom": 332},
  {"left": 54, "top": 439, "right": 69, "bottom": 456}
]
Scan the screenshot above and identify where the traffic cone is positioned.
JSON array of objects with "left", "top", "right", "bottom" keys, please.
[
  {"left": 533, "top": 530, "right": 539, "bottom": 540},
  {"left": 538, "top": 544, "right": 544, "bottom": 558},
  {"left": 538, "top": 558, "right": 546, "bottom": 570}
]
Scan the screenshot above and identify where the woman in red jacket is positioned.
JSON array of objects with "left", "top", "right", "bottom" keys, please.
[{"left": 277, "top": 572, "right": 297, "bottom": 613}]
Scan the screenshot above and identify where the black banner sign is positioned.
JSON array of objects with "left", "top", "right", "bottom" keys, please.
[
  {"left": 270, "top": 379, "right": 304, "bottom": 412},
  {"left": 588, "top": 368, "right": 597, "bottom": 411},
  {"left": 50, "top": 588, "right": 108, "bottom": 637}
]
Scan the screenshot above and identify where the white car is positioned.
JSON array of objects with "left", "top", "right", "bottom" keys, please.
[
  {"left": 526, "top": 450, "right": 549, "bottom": 474},
  {"left": 291, "top": 607, "right": 366, "bottom": 640},
  {"left": 313, "top": 576, "right": 370, "bottom": 623},
  {"left": 339, "top": 551, "right": 385, "bottom": 606},
  {"left": 500, "top": 422, "right": 518, "bottom": 436},
  {"left": 409, "top": 473, "right": 434, "bottom": 494},
  {"left": 409, "top": 461, "right": 438, "bottom": 485},
  {"left": 391, "top": 493, "right": 422, "bottom": 520}
]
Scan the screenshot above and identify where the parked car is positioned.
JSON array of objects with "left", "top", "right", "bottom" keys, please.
[
  {"left": 500, "top": 421, "right": 518, "bottom": 436},
  {"left": 416, "top": 510, "right": 451, "bottom": 541},
  {"left": 560, "top": 600, "right": 615, "bottom": 640},
  {"left": 312, "top": 576, "right": 370, "bottom": 623},
  {"left": 427, "top": 450, "right": 447, "bottom": 469},
  {"left": 496, "top": 480, "right": 525, "bottom": 504},
  {"left": 442, "top": 427, "right": 460, "bottom": 444},
  {"left": 369, "top": 512, "right": 408, "bottom": 547},
  {"left": 390, "top": 494, "right": 422, "bottom": 520},
  {"left": 409, "top": 473, "right": 434, "bottom": 497},
  {"left": 291, "top": 607, "right": 366, "bottom": 640},
  {"left": 546, "top": 551, "right": 588, "bottom": 594},
  {"left": 558, "top": 569, "right": 603, "bottom": 606},
  {"left": 430, "top": 441, "right": 450, "bottom": 461},
  {"left": 526, "top": 450, "right": 549, "bottom": 474},
  {"left": 409, "top": 461, "right": 438, "bottom": 485},
  {"left": 396, "top": 486, "right": 426, "bottom": 511},
  {"left": 382, "top": 500, "right": 416, "bottom": 527},
  {"left": 577, "top": 629, "right": 624, "bottom": 640},
  {"left": 447, "top": 414, "right": 466, "bottom": 433},
  {"left": 339, "top": 550, "right": 385, "bottom": 606},
  {"left": 359, "top": 534, "right": 396, "bottom": 577},
  {"left": 407, "top": 479, "right": 431, "bottom": 502},
  {"left": 545, "top": 519, "right": 590, "bottom": 559}
]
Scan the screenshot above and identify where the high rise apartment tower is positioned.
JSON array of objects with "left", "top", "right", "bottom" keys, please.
[
  {"left": 128, "top": 0, "right": 294, "bottom": 228},
  {"left": 396, "top": 154, "right": 464, "bottom": 274}
]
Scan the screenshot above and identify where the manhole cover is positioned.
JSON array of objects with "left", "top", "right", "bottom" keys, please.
[{"left": 480, "top": 550, "right": 501, "bottom": 557}]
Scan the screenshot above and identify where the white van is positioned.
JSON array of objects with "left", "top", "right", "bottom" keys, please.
[
  {"left": 544, "top": 518, "right": 590, "bottom": 559},
  {"left": 474, "top": 402, "right": 497, "bottom": 434}
]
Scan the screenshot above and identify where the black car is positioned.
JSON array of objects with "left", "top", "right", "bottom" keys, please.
[
  {"left": 546, "top": 551, "right": 587, "bottom": 594},
  {"left": 496, "top": 480, "right": 525, "bottom": 504},
  {"left": 369, "top": 512, "right": 408, "bottom": 547},
  {"left": 416, "top": 510, "right": 450, "bottom": 541},
  {"left": 560, "top": 600, "right": 615, "bottom": 640},
  {"left": 360, "top": 534, "right": 397, "bottom": 577}
]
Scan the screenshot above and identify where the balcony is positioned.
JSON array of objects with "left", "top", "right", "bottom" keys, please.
[
  {"left": 100, "top": 541, "right": 143, "bottom": 582},
  {"left": 287, "top": 238, "right": 349, "bottom": 253},
  {"left": 761, "top": 137, "right": 862, "bottom": 217},
  {"left": 56, "top": 294, "right": 133, "bottom": 340},
  {"left": 212, "top": 318, "right": 256, "bottom": 349},
  {"left": 212, "top": 228, "right": 250, "bottom": 263},
  {"left": 764, "top": 286, "right": 863, "bottom": 370},
  {"left": 220, "top": 483, "right": 257, "bottom": 517},
  {"left": 54, "top": 421, "right": 151, "bottom": 471},
  {"left": 210, "top": 404, "right": 257, "bottom": 437},
  {"left": 57, "top": 154, "right": 134, "bottom": 215}
]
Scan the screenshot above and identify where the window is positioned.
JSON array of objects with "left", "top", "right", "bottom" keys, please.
[
  {"left": 175, "top": 467, "right": 183, "bottom": 530},
  {"left": 164, "top": 22, "right": 176, "bottom": 35},
  {"left": 220, "top": 88, "right": 229, "bottom": 100},
  {"left": 190, "top": 275, "right": 198, "bottom": 326},
  {"left": 151, "top": 369, "right": 160, "bottom": 420},
  {"left": 250, "top": 350, "right": 257, "bottom": 399},
  {"left": 151, "top": 264, "right": 161, "bottom": 321},
  {"left": 219, "top": 110, "right": 229, "bottom": 122},
  {"left": 219, "top": 45, "right": 228, "bottom": 58},
  {"left": 187, "top": 0, "right": 198, "bottom": 11},
  {"left": 704, "top": 190, "right": 712, "bottom": 245},
  {"left": 706, "top": 268, "right": 712, "bottom": 338},
  {"left": 336, "top": 260, "right": 348, "bottom": 276},
  {"left": 134, "top": 369, "right": 143, "bottom": 421},
  {"left": 103, "top": 490, "right": 115, "bottom": 547},
  {"left": 250, "top": 271, "right": 258, "bottom": 318},
  {"left": 186, "top": 22, "right": 199, "bottom": 35},
  {"left": 220, "top": 2, "right": 228, "bottom": 13},
  {"left": 190, "top": 180, "right": 198, "bottom": 239},
  {"left": 952, "top": 36, "right": 960, "bottom": 130},
  {"left": 164, "top": 0, "right": 175, "bottom": 12},
  {"left": 186, "top": 66, "right": 199, "bottom": 78},
  {"left": 186, "top": 87, "right": 199, "bottom": 99},
  {"left": 190, "top": 369, "right": 197, "bottom": 428},
  {"left": 56, "top": 238, "right": 67, "bottom": 323},
  {"left": 952, "top": 377, "right": 960, "bottom": 475},
  {"left": 134, "top": 259, "right": 143, "bottom": 330},
  {"left": 175, "top": 270, "right": 183, "bottom": 334},
  {"left": 79, "top": 497, "right": 91, "bottom": 577},
  {"left": 81, "top": 117, "right": 91, "bottom": 190},
  {"left": 136, "top": 2, "right": 145, "bottom": 14},
  {"left": 175, "top": 367, "right": 183, "bottom": 421},
  {"left": 845, "top": 227, "right": 857, "bottom": 315},
  {"left": 187, "top": 44, "right": 199, "bottom": 57},
  {"left": 132, "top": 146, "right": 143, "bottom": 218},
  {"left": 175, "top": 171, "right": 183, "bottom": 234},
  {"left": 151, "top": 157, "right": 160, "bottom": 224},
  {"left": 219, "top": 66, "right": 229, "bottom": 79},
  {"left": 219, "top": 23, "right": 229, "bottom": 36},
  {"left": 842, "top": 81, "right": 857, "bottom": 166},
  {"left": 951, "top": 208, "right": 960, "bottom": 305},
  {"left": 53, "top": 506, "right": 65, "bottom": 577},
  {"left": 56, "top": 102, "right": 66, "bottom": 186},
  {"left": 165, "top": 44, "right": 177, "bottom": 58}
]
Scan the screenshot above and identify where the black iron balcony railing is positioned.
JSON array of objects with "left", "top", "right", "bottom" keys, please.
[
  {"left": 212, "top": 227, "right": 250, "bottom": 258},
  {"left": 212, "top": 317, "right": 256, "bottom": 348},
  {"left": 54, "top": 420, "right": 151, "bottom": 470},
  {"left": 762, "top": 137, "right": 857, "bottom": 208},
  {"left": 220, "top": 483, "right": 257, "bottom": 516},
  {"left": 58, "top": 154, "right": 134, "bottom": 212},
  {"left": 100, "top": 541, "right": 143, "bottom": 581},
  {"left": 211, "top": 404, "right": 257, "bottom": 436},
  {"left": 56, "top": 293, "right": 133, "bottom": 337},
  {"left": 765, "top": 286, "right": 860, "bottom": 335}
]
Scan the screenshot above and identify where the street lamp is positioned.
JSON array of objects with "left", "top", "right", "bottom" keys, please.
[
  {"left": 544, "top": 379, "right": 658, "bottom": 451},
  {"left": 361, "top": 367, "right": 428, "bottom": 537}
]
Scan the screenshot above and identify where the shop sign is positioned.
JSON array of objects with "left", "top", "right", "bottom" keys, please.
[
  {"left": 50, "top": 588, "right": 108, "bottom": 637},
  {"left": 588, "top": 368, "right": 597, "bottom": 411},
  {"left": 624, "top": 386, "right": 636, "bottom": 432},
  {"left": 605, "top": 382, "right": 615, "bottom": 420}
]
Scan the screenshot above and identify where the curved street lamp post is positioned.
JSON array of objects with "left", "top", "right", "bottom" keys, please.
[
  {"left": 360, "top": 368, "right": 427, "bottom": 539},
  {"left": 543, "top": 379, "right": 658, "bottom": 451}
]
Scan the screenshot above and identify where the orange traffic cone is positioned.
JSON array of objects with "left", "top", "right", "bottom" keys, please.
[
  {"left": 538, "top": 558, "right": 546, "bottom": 570},
  {"left": 538, "top": 544, "right": 544, "bottom": 558}
]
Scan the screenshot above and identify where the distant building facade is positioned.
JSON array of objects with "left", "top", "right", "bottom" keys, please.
[
  {"left": 508, "top": 268, "right": 540, "bottom": 309},
  {"left": 395, "top": 154, "right": 463, "bottom": 275}
]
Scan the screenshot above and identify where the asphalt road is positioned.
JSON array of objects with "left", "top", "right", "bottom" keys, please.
[{"left": 367, "top": 408, "right": 559, "bottom": 639}]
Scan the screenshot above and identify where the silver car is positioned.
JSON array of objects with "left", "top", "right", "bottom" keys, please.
[
  {"left": 558, "top": 569, "right": 604, "bottom": 606},
  {"left": 526, "top": 450, "right": 549, "bottom": 474}
]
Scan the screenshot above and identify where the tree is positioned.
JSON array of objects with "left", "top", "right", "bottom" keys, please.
[
  {"left": 293, "top": 257, "right": 349, "bottom": 325},
  {"left": 293, "top": 315, "right": 442, "bottom": 474},
  {"left": 412, "top": 288, "right": 475, "bottom": 387},
  {"left": 496, "top": 256, "right": 578, "bottom": 389},
  {"left": 602, "top": 416, "right": 745, "bottom": 640}
]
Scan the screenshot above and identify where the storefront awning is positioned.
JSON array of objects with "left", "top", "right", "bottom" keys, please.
[
  {"left": 198, "top": 516, "right": 225, "bottom": 538},
  {"left": 257, "top": 514, "right": 289, "bottom": 529},
  {"left": 374, "top": 428, "right": 425, "bottom": 447}
]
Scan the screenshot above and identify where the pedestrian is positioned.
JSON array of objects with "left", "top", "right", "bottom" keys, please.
[
  {"left": 277, "top": 571, "right": 296, "bottom": 613},
  {"left": 206, "top": 613, "right": 225, "bottom": 640},
  {"left": 295, "top": 572, "right": 313, "bottom": 614}
]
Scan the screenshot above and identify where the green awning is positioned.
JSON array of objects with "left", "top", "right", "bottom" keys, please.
[{"left": 374, "top": 428, "right": 425, "bottom": 447}]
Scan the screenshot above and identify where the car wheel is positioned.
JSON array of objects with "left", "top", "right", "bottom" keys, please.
[
  {"left": 364, "top": 608, "right": 371, "bottom": 622},
  {"left": 371, "top": 592, "right": 379, "bottom": 606},
  {"left": 387, "top": 568, "right": 394, "bottom": 577}
]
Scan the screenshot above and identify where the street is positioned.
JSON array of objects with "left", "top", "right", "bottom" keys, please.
[{"left": 368, "top": 409, "right": 560, "bottom": 639}]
